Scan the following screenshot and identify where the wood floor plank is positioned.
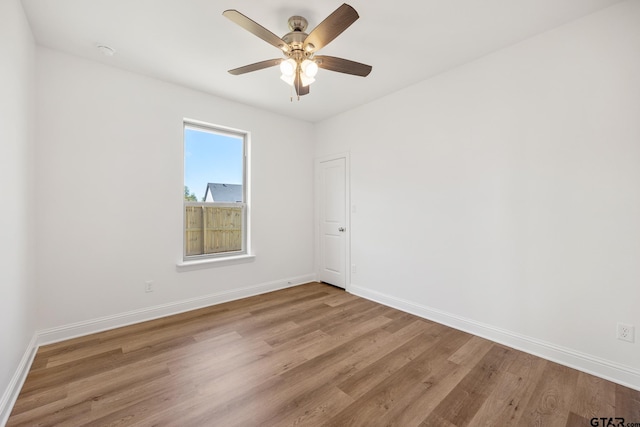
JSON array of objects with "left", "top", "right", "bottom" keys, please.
[
  {"left": 227, "top": 381, "right": 354, "bottom": 427},
  {"left": 372, "top": 359, "right": 470, "bottom": 427},
  {"left": 191, "top": 338, "right": 307, "bottom": 399},
  {"left": 320, "top": 289, "right": 360, "bottom": 307},
  {"left": 447, "top": 335, "right": 494, "bottom": 367},
  {"left": 294, "top": 315, "right": 392, "bottom": 360},
  {"left": 165, "top": 335, "right": 274, "bottom": 378},
  {"left": 263, "top": 298, "right": 376, "bottom": 348},
  {"left": 7, "top": 282, "right": 640, "bottom": 427},
  {"left": 420, "top": 344, "right": 517, "bottom": 425},
  {"left": 312, "top": 319, "right": 434, "bottom": 399},
  {"left": 565, "top": 411, "right": 592, "bottom": 427},
  {"left": 323, "top": 327, "right": 472, "bottom": 426},
  {"left": 616, "top": 383, "right": 640, "bottom": 419},
  {"left": 193, "top": 319, "right": 423, "bottom": 426},
  {"left": 336, "top": 326, "right": 440, "bottom": 399},
  {"left": 467, "top": 350, "right": 548, "bottom": 426},
  {"left": 520, "top": 361, "right": 580, "bottom": 427},
  {"left": 273, "top": 385, "right": 353, "bottom": 426},
  {"left": 247, "top": 290, "right": 330, "bottom": 316},
  {"left": 7, "top": 384, "right": 69, "bottom": 418},
  {"left": 83, "top": 378, "right": 199, "bottom": 427},
  {"left": 18, "top": 348, "right": 125, "bottom": 395},
  {"left": 568, "top": 371, "right": 616, "bottom": 420},
  {"left": 381, "top": 311, "right": 427, "bottom": 333},
  {"left": 9, "top": 399, "right": 92, "bottom": 427}
]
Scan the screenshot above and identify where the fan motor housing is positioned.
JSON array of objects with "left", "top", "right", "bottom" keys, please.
[
  {"left": 283, "top": 15, "right": 311, "bottom": 53},
  {"left": 283, "top": 31, "right": 306, "bottom": 48}
]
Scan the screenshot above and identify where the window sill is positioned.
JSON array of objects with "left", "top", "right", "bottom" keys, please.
[{"left": 176, "top": 254, "right": 256, "bottom": 271}]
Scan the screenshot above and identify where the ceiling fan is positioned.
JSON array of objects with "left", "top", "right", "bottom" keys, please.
[{"left": 222, "top": 3, "right": 372, "bottom": 98}]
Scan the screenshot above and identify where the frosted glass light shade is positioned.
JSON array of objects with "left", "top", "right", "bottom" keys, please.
[
  {"left": 302, "top": 60, "right": 318, "bottom": 77},
  {"left": 280, "top": 59, "right": 296, "bottom": 76},
  {"left": 280, "top": 74, "right": 295, "bottom": 86},
  {"left": 280, "top": 58, "right": 317, "bottom": 88},
  {"left": 300, "top": 73, "right": 315, "bottom": 87}
]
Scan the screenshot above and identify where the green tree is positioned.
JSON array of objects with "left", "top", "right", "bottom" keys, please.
[{"left": 184, "top": 185, "right": 197, "bottom": 201}]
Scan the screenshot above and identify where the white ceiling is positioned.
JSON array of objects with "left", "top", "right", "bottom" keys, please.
[{"left": 21, "top": 0, "right": 624, "bottom": 123}]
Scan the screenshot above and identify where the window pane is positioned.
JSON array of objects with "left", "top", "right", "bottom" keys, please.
[
  {"left": 183, "top": 123, "right": 247, "bottom": 259},
  {"left": 185, "top": 205, "right": 244, "bottom": 256},
  {"left": 184, "top": 127, "right": 243, "bottom": 203}
]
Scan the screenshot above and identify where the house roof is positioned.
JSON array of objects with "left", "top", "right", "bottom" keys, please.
[{"left": 204, "top": 183, "right": 243, "bottom": 203}]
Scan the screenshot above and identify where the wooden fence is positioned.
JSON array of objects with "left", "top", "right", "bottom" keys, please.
[{"left": 185, "top": 204, "right": 243, "bottom": 256}]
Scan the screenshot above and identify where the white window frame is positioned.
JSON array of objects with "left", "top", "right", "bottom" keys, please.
[{"left": 181, "top": 119, "right": 251, "bottom": 264}]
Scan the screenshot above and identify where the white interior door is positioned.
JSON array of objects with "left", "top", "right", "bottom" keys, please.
[{"left": 318, "top": 157, "right": 347, "bottom": 288}]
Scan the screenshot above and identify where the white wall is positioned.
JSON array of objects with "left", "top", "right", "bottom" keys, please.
[
  {"left": 0, "top": 0, "right": 37, "bottom": 419},
  {"left": 35, "top": 48, "right": 315, "bottom": 331},
  {"left": 315, "top": 0, "right": 640, "bottom": 386}
]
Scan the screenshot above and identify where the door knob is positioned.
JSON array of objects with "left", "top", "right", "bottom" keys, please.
[{"left": 338, "top": 227, "right": 345, "bottom": 232}]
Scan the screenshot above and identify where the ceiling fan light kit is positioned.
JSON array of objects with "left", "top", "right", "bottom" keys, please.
[{"left": 223, "top": 3, "right": 372, "bottom": 100}]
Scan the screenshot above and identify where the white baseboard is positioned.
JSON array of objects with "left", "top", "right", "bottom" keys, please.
[
  {"left": 0, "top": 334, "right": 37, "bottom": 427},
  {"left": 1, "top": 274, "right": 316, "bottom": 426},
  {"left": 348, "top": 283, "right": 640, "bottom": 391},
  {"left": 37, "top": 273, "right": 316, "bottom": 346}
]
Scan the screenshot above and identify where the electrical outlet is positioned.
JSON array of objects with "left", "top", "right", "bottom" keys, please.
[
  {"left": 145, "top": 280, "right": 154, "bottom": 293},
  {"left": 351, "top": 264, "right": 357, "bottom": 274},
  {"left": 617, "top": 323, "right": 635, "bottom": 343}
]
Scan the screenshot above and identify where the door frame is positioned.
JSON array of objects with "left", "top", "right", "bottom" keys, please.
[{"left": 315, "top": 152, "right": 351, "bottom": 291}]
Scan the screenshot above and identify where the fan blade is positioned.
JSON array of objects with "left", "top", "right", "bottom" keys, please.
[
  {"left": 228, "top": 59, "right": 282, "bottom": 75},
  {"left": 223, "top": 10, "right": 290, "bottom": 52},
  {"left": 294, "top": 72, "right": 310, "bottom": 96},
  {"left": 303, "top": 4, "right": 359, "bottom": 52},
  {"left": 315, "top": 55, "right": 372, "bottom": 77}
]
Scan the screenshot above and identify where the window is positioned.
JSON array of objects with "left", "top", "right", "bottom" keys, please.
[{"left": 183, "top": 120, "right": 248, "bottom": 261}]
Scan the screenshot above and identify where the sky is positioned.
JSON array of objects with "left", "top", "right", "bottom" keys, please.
[{"left": 184, "top": 128, "right": 243, "bottom": 201}]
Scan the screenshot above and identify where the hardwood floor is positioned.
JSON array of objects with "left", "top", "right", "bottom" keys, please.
[{"left": 8, "top": 282, "right": 640, "bottom": 426}]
